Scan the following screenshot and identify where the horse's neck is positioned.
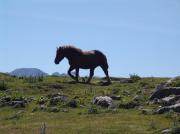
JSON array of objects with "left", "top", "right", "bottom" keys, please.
[{"left": 64, "top": 49, "right": 78, "bottom": 61}]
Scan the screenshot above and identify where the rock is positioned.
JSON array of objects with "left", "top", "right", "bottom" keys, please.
[
  {"left": 48, "top": 107, "right": 60, "bottom": 112},
  {"left": 161, "top": 95, "right": 180, "bottom": 106},
  {"left": 161, "top": 128, "right": 172, "bottom": 134},
  {"left": 61, "top": 108, "right": 69, "bottom": 113},
  {"left": 67, "top": 99, "right": 78, "bottom": 108},
  {"left": 49, "top": 94, "right": 68, "bottom": 105},
  {"left": 148, "top": 98, "right": 162, "bottom": 105},
  {"left": 39, "top": 105, "right": 47, "bottom": 111},
  {"left": 109, "top": 95, "right": 121, "bottom": 100},
  {"left": 47, "top": 93, "right": 59, "bottom": 98},
  {"left": 149, "top": 87, "right": 180, "bottom": 100},
  {"left": 119, "top": 101, "right": 140, "bottom": 109},
  {"left": 155, "top": 103, "right": 180, "bottom": 114},
  {"left": 93, "top": 96, "right": 112, "bottom": 107},
  {"left": 100, "top": 82, "right": 111, "bottom": 86},
  {"left": 9, "top": 101, "right": 25, "bottom": 108},
  {"left": 0, "top": 96, "right": 28, "bottom": 108},
  {"left": 120, "top": 78, "right": 133, "bottom": 83},
  {"left": 133, "top": 95, "right": 142, "bottom": 102},
  {"left": 161, "top": 127, "right": 180, "bottom": 134}
]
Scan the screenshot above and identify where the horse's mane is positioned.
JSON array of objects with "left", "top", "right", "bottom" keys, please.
[{"left": 61, "top": 45, "right": 83, "bottom": 53}]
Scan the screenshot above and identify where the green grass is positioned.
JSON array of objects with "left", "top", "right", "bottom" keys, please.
[{"left": 0, "top": 73, "right": 178, "bottom": 134}]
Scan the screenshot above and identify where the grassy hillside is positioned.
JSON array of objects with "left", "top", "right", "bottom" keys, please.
[{"left": 0, "top": 73, "right": 179, "bottom": 134}]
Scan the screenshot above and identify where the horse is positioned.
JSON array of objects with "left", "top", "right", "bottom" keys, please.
[{"left": 54, "top": 45, "right": 111, "bottom": 84}]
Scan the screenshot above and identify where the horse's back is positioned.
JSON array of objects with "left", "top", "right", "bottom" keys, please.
[
  {"left": 67, "top": 47, "right": 109, "bottom": 69},
  {"left": 85, "top": 50, "right": 109, "bottom": 69}
]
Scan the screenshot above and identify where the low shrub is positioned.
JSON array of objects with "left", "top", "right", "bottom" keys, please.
[
  {"left": 0, "top": 80, "right": 8, "bottom": 91},
  {"left": 88, "top": 105, "right": 99, "bottom": 114},
  {"left": 129, "top": 74, "right": 141, "bottom": 82},
  {"left": 24, "top": 76, "right": 44, "bottom": 83}
]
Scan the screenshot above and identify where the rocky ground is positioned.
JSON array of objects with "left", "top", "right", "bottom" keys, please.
[{"left": 0, "top": 73, "right": 180, "bottom": 134}]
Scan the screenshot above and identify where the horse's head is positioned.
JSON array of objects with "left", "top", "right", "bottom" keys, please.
[{"left": 54, "top": 47, "right": 65, "bottom": 64}]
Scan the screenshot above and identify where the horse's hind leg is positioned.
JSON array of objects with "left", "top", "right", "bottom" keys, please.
[
  {"left": 87, "top": 68, "right": 94, "bottom": 83},
  {"left": 75, "top": 68, "right": 79, "bottom": 82},
  {"left": 101, "top": 66, "right": 111, "bottom": 84}
]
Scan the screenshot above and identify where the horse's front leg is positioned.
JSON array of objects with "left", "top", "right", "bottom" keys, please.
[
  {"left": 75, "top": 68, "right": 79, "bottom": 82},
  {"left": 87, "top": 68, "right": 94, "bottom": 83},
  {"left": 68, "top": 66, "right": 76, "bottom": 81}
]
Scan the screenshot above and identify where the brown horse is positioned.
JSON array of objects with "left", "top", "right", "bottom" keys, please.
[{"left": 54, "top": 45, "right": 111, "bottom": 84}]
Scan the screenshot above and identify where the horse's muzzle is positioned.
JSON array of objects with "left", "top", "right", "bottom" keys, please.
[{"left": 54, "top": 59, "right": 59, "bottom": 64}]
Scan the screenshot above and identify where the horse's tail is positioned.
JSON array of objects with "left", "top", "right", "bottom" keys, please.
[{"left": 94, "top": 50, "right": 109, "bottom": 69}]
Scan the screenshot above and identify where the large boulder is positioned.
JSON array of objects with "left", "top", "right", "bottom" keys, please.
[
  {"left": 93, "top": 96, "right": 112, "bottom": 107},
  {"left": 149, "top": 87, "right": 180, "bottom": 100}
]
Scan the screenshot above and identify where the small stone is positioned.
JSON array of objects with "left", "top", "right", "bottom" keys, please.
[
  {"left": 10, "top": 101, "right": 25, "bottom": 108},
  {"left": 67, "top": 99, "right": 78, "bottom": 108},
  {"left": 39, "top": 105, "right": 47, "bottom": 111},
  {"left": 48, "top": 107, "right": 60, "bottom": 112}
]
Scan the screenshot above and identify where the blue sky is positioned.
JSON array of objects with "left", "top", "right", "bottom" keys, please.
[{"left": 0, "top": 0, "right": 180, "bottom": 77}]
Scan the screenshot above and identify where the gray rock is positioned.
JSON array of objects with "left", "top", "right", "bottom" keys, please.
[
  {"left": 49, "top": 94, "right": 68, "bottom": 105},
  {"left": 119, "top": 101, "right": 140, "bottom": 109},
  {"left": 109, "top": 95, "right": 121, "bottom": 100},
  {"left": 0, "top": 96, "right": 28, "bottom": 108},
  {"left": 48, "top": 107, "right": 60, "bottom": 112},
  {"left": 161, "top": 95, "right": 180, "bottom": 106},
  {"left": 39, "top": 105, "right": 47, "bottom": 111},
  {"left": 133, "top": 95, "right": 142, "bottom": 102},
  {"left": 93, "top": 96, "right": 112, "bottom": 107},
  {"left": 9, "top": 101, "right": 25, "bottom": 108},
  {"left": 67, "top": 99, "right": 78, "bottom": 108},
  {"left": 155, "top": 103, "right": 180, "bottom": 114},
  {"left": 120, "top": 78, "right": 133, "bottom": 83},
  {"left": 149, "top": 87, "right": 180, "bottom": 100},
  {"left": 161, "top": 127, "right": 180, "bottom": 134},
  {"left": 161, "top": 128, "right": 172, "bottom": 134},
  {"left": 149, "top": 98, "right": 162, "bottom": 105}
]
